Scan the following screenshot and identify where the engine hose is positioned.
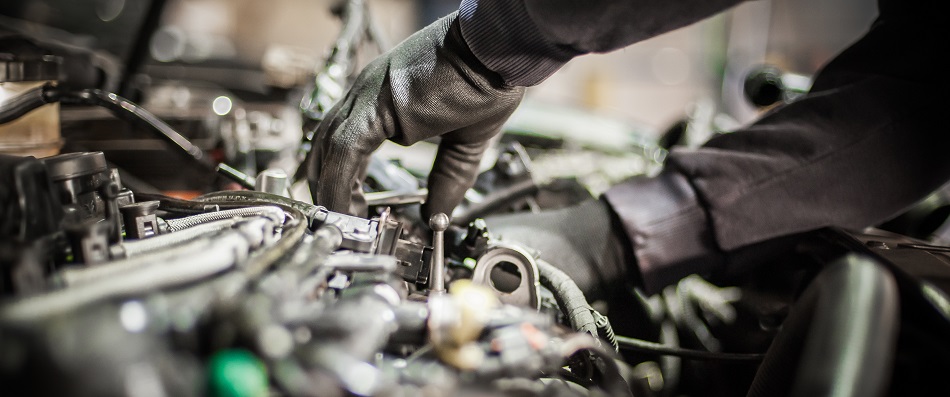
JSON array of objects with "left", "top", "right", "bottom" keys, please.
[
  {"left": 1, "top": 85, "right": 209, "bottom": 169},
  {"left": 56, "top": 218, "right": 274, "bottom": 288},
  {"left": 114, "top": 218, "right": 240, "bottom": 258},
  {"left": 615, "top": 335, "right": 764, "bottom": 361},
  {"left": 192, "top": 190, "right": 325, "bottom": 223},
  {"left": 1, "top": 230, "right": 252, "bottom": 322},
  {"left": 125, "top": 193, "right": 309, "bottom": 282},
  {"left": 164, "top": 205, "right": 285, "bottom": 232},
  {"left": 0, "top": 83, "right": 56, "bottom": 124},
  {"left": 190, "top": 196, "right": 309, "bottom": 279},
  {"left": 142, "top": 192, "right": 309, "bottom": 230},
  {"left": 55, "top": 88, "right": 211, "bottom": 167},
  {"left": 747, "top": 254, "right": 899, "bottom": 397}
]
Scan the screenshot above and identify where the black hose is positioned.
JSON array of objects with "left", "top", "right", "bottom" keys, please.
[
  {"left": 747, "top": 254, "right": 899, "bottom": 397},
  {"left": 615, "top": 335, "right": 764, "bottom": 361},
  {"left": 192, "top": 190, "right": 324, "bottom": 222},
  {"left": 56, "top": 88, "right": 212, "bottom": 169},
  {"left": 0, "top": 83, "right": 55, "bottom": 124},
  {"left": 132, "top": 192, "right": 310, "bottom": 279},
  {"left": 789, "top": 254, "right": 899, "bottom": 397},
  {"left": 1, "top": 85, "right": 210, "bottom": 171}
]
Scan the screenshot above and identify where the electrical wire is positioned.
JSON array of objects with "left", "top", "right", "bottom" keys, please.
[
  {"left": 615, "top": 335, "right": 765, "bottom": 361},
  {"left": 896, "top": 242, "right": 950, "bottom": 253},
  {"left": 559, "top": 333, "right": 633, "bottom": 397}
]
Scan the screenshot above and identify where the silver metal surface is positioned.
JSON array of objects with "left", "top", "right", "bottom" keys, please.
[
  {"left": 255, "top": 168, "right": 290, "bottom": 197},
  {"left": 470, "top": 243, "right": 541, "bottom": 309},
  {"left": 429, "top": 213, "right": 449, "bottom": 295}
]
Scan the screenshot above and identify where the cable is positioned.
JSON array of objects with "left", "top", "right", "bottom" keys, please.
[
  {"left": 896, "top": 242, "right": 950, "bottom": 253},
  {"left": 560, "top": 333, "right": 633, "bottom": 397},
  {"left": 48, "top": 88, "right": 212, "bottom": 168},
  {"left": 615, "top": 335, "right": 765, "bottom": 361}
]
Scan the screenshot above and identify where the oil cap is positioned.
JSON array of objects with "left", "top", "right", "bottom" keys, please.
[{"left": 41, "top": 151, "right": 108, "bottom": 181}]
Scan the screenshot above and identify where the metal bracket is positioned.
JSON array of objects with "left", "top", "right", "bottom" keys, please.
[{"left": 471, "top": 243, "right": 541, "bottom": 310}]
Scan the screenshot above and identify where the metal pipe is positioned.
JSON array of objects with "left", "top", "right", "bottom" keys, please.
[
  {"left": 111, "top": 218, "right": 240, "bottom": 259},
  {"left": 2, "top": 230, "right": 253, "bottom": 322}
]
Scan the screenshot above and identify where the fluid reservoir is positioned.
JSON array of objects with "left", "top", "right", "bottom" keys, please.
[{"left": 0, "top": 51, "right": 62, "bottom": 158}]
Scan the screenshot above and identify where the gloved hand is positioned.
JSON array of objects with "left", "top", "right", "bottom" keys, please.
[
  {"left": 644, "top": 274, "right": 741, "bottom": 352},
  {"left": 482, "top": 198, "right": 637, "bottom": 302},
  {"left": 306, "top": 12, "right": 526, "bottom": 219}
]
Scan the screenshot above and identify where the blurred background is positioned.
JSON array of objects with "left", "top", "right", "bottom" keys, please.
[{"left": 0, "top": 0, "right": 878, "bottom": 197}]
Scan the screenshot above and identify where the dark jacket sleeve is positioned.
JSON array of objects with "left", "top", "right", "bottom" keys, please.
[
  {"left": 605, "top": 9, "right": 950, "bottom": 294},
  {"left": 458, "top": 0, "right": 745, "bottom": 86}
]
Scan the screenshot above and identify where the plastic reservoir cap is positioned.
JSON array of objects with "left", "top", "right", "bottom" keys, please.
[
  {"left": 41, "top": 151, "right": 108, "bottom": 181},
  {"left": 207, "top": 349, "right": 269, "bottom": 397}
]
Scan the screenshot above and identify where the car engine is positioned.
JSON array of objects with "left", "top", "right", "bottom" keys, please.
[{"left": 3, "top": 1, "right": 950, "bottom": 396}]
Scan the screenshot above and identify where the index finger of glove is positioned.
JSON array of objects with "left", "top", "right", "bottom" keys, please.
[
  {"left": 421, "top": 135, "right": 491, "bottom": 223},
  {"left": 310, "top": 115, "right": 384, "bottom": 216}
]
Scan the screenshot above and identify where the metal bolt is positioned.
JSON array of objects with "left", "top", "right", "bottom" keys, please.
[{"left": 429, "top": 213, "right": 450, "bottom": 295}]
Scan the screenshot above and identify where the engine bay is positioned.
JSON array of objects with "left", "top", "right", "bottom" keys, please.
[{"left": 4, "top": 1, "right": 950, "bottom": 396}]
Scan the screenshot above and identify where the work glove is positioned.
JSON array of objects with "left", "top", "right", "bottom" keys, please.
[
  {"left": 483, "top": 198, "right": 636, "bottom": 302},
  {"left": 306, "top": 12, "right": 526, "bottom": 219},
  {"left": 641, "top": 275, "right": 741, "bottom": 352}
]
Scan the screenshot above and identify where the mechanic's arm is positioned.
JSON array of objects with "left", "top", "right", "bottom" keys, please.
[
  {"left": 601, "top": 6, "right": 950, "bottom": 294},
  {"left": 476, "top": 0, "right": 950, "bottom": 297},
  {"left": 307, "top": 0, "right": 746, "bottom": 220}
]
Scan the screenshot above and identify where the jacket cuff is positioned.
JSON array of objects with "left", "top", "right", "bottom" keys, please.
[
  {"left": 458, "top": 0, "right": 578, "bottom": 86},
  {"left": 603, "top": 168, "right": 725, "bottom": 295}
]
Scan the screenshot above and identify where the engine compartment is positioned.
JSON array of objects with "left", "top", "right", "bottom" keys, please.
[{"left": 4, "top": 1, "right": 950, "bottom": 396}]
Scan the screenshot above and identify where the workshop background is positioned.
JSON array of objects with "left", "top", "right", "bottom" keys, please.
[
  {"left": 5, "top": 0, "right": 877, "bottom": 136},
  {"left": 138, "top": 0, "right": 877, "bottom": 135},
  {"left": 2, "top": 0, "right": 878, "bottom": 196}
]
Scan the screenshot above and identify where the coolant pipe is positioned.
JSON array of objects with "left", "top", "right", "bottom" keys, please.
[
  {"left": 110, "top": 218, "right": 242, "bottom": 259},
  {"left": 90, "top": 215, "right": 277, "bottom": 283},
  {"left": 1, "top": 229, "right": 258, "bottom": 322}
]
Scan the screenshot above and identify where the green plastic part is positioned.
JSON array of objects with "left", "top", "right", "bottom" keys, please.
[{"left": 206, "top": 349, "right": 268, "bottom": 397}]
